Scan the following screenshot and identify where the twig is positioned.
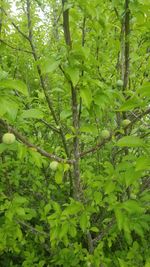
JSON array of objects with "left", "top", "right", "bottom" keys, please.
[
  {"left": 39, "top": 119, "right": 60, "bottom": 134},
  {"left": 129, "top": 108, "right": 150, "bottom": 126},
  {"left": 79, "top": 16, "right": 86, "bottom": 122},
  {"left": 123, "top": 0, "right": 130, "bottom": 90},
  {"left": 0, "top": 39, "right": 33, "bottom": 54},
  {"left": 16, "top": 219, "right": 48, "bottom": 236},
  {"left": 92, "top": 219, "right": 114, "bottom": 245}
]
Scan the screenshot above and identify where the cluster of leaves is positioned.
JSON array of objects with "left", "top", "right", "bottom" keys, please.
[{"left": 0, "top": 0, "right": 150, "bottom": 266}]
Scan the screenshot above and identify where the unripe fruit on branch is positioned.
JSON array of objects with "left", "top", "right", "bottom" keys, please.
[
  {"left": 2, "top": 133, "right": 16, "bottom": 144},
  {"left": 50, "top": 161, "right": 58, "bottom": 171},
  {"left": 116, "top": 79, "right": 123, "bottom": 87},
  {"left": 101, "top": 130, "right": 110, "bottom": 139},
  {"left": 122, "top": 119, "right": 131, "bottom": 127}
]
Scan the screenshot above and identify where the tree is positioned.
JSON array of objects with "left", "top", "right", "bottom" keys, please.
[{"left": 0, "top": 0, "right": 150, "bottom": 266}]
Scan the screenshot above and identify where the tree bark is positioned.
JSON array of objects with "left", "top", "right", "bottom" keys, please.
[{"left": 62, "top": 0, "right": 81, "bottom": 199}]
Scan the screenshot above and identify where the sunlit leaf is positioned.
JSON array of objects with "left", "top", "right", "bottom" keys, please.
[
  {"left": 116, "top": 136, "right": 144, "bottom": 147},
  {"left": 41, "top": 58, "right": 60, "bottom": 74},
  {"left": 21, "top": 109, "right": 43, "bottom": 119},
  {"left": 0, "top": 79, "right": 28, "bottom": 95}
]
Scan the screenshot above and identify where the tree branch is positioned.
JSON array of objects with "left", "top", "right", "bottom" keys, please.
[
  {"left": 80, "top": 107, "right": 150, "bottom": 158},
  {"left": 0, "top": 118, "right": 73, "bottom": 164},
  {"left": 62, "top": 0, "right": 81, "bottom": 199},
  {"left": 62, "top": 0, "right": 72, "bottom": 47},
  {"left": 26, "top": 0, "right": 70, "bottom": 160}
]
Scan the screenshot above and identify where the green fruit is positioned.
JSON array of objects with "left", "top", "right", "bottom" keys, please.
[
  {"left": 116, "top": 79, "right": 123, "bottom": 87},
  {"left": 34, "top": 79, "right": 38, "bottom": 83},
  {"left": 122, "top": 119, "right": 131, "bottom": 127},
  {"left": 2, "top": 133, "right": 16, "bottom": 144},
  {"left": 101, "top": 130, "right": 110, "bottom": 139},
  {"left": 50, "top": 161, "right": 58, "bottom": 171}
]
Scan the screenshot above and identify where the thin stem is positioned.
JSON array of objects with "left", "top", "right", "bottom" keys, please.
[
  {"left": 0, "top": 39, "right": 33, "bottom": 54},
  {"left": 26, "top": 0, "right": 70, "bottom": 159},
  {"left": 123, "top": 0, "right": 130, "bottom": 90},
  {"left": 16, "top": 219, "right": 48, "bottom": 236},
  {"left": 39, "top": 119, "right": 60, "bottom": 134}
]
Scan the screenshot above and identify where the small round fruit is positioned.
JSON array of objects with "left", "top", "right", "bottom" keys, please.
[
  {"left": 34, "top": 79, "right": 38, "bottom": 83},
  {"left": 122, "top": 119, "right": 131, "bottom": 127},
  {"left": 2, "top": 133, "right": 16, "bottom": 145},
  {"left": 116, "top": 79, "right": 123, "bottom": 87},
  {"left": 101, "top": 130, "right": 110, "bottom": 139},
  {"left": 50, "top": 161, "right": 58, "bottom": 171}
]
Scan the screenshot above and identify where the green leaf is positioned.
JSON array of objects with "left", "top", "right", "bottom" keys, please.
[
  {"left": 104, "top": 181, "right": 116, "bottom": 194},
  {"left": 0, "top": 98, "right": 7, "bottom": 116},
  {"left": 17, "top": 144, "right": 27, "bottom": 160},
  {"left": 0, "top": 96, "right": 19, "bottom": 120},
  {"left": 0, "top": 143, "right": 7, "bottom": 153},
  {"left": 0, "top": 143, "right": 18, "bottom": 153},
  {"left": 118, "top": 96, "right": 142, "bottom": 111},
  {"left": 0, "top": 79, "right": 28, "bottom": 95},
  {"left": 0, "top": 68, "right": 8, "bottom": 80},
  {"left": 59, "top": 222, "right": 69, "bottom": 239},
  {"left": 55, "top": 169, "right": 63, "bottom": 184},
  {"left": 64, "top": 2, "right": 74, "bottom": 11},
  {"left": 63, "top": 202, "right": 83, "bottom": 215},
  {"left": 115, "top": 208, "right": 124, "bottom": 231},
  {"left": 136, "top": 156, "right": 150, "bottom": 171},
  {"left": 13, "top": 195, "right": 28, "bottom": 205},
  {"left": 65, "top": 133, "right": 74, "bottom": 140},
  {"left": 118, "top": 258, "right": 127, "bottom": 267},
  {"left": 28, "top": 148, "right": 43, "bottom": 167},
  {"left": 60, "top": 109, "right": 72, "bottom": 120},
  {"left": 138, "top": 0, "right": 150, "bottom": 5},
  {"left": 94, "top": 191, "right": 102, "bottom": 205},
  {"left": 44, "top": 203, "right": 52, "bottom": 215},
  {"left": 16, "top": 207, "right": 26, "bottom": 217},
  {"left": 133, "top": 223, "right": 144, "bottom": 237},
  {"left": 80, "top": 125, "right": 98, "bottom": 135},
  {"left": 116, "top": 136, "right": 144, "bottom": 147},
  {"left": 145, "top": 259, "right": 150, "bottom": 267},
  {"left": 21, "top": 109, "right": 43, "bottom": 119},
  {"left": 38, "top": 260, "right": 46, "bottom": 267},
  {"left": 41, "top": 58, "right": 60, "bottom": 74},
  {"left": 80, "top": 212, "right": 89, "bottom": 232},
  {"left": 122, "top": 200, "right": 144, "bottom": 214},
  {"left": 66, "top": 67, "right": 79, "bottom": 87},
  {"left": 137, "top": 82, "right": 150, "bottom": 97},
  {"left": 94, "top": 92, "right": 109, "bottom": 108},
  {"left": 69, "top": 225, "right": 77, "bottom": 238},
  {"left": 80, "top": 87, "right": 92, "bottom": 109},
  {"left": 90, "top": 226, "right": 99, "bottom": 233}
]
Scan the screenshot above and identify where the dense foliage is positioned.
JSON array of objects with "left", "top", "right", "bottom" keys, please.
[{"left": 0, "top": 0, "right": 150, "bottom": 266}]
